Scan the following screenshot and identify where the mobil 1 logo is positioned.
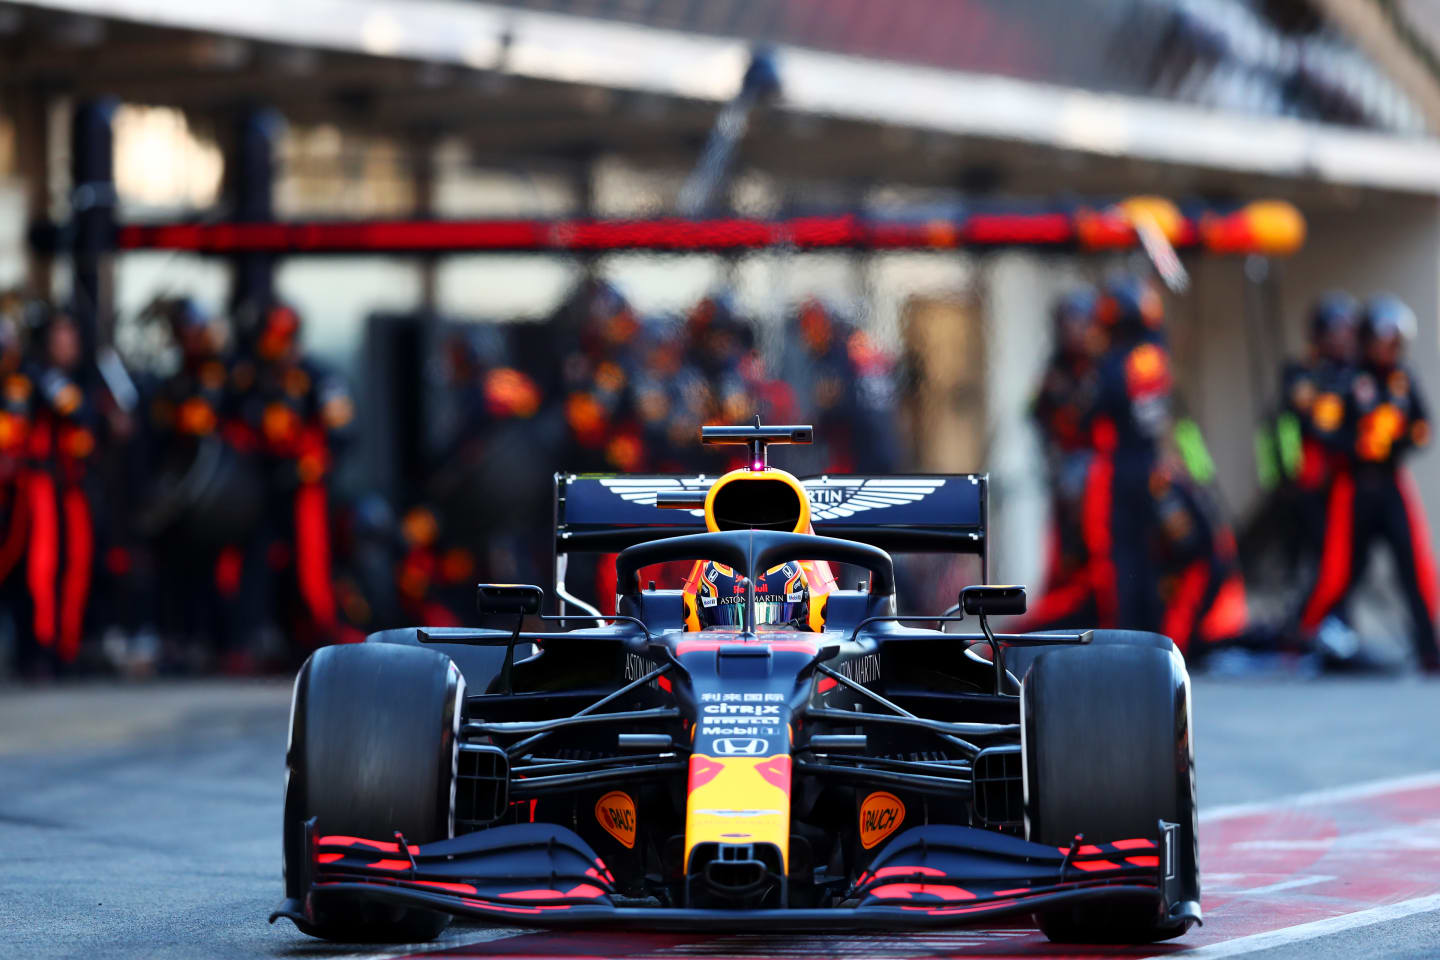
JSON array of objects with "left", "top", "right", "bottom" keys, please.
[{"left": 696, "top": 692, "right": 787, "bottom": 752}]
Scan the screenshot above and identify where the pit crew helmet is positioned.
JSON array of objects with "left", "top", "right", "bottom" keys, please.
[
  {"left": 1096, "top": 274, "right": 1164, "bottom": 333},
  {"left": 1360, "top": 295, "right": 1417, "bottom": 347},
  {"left": 256, "top": 302, "right": 302, "bottom": 362},
  {"left": 1310, "top": 291, "right": 1359, "bottom": 341},
  {"left": 1360, "top": 295, "right": 1416, "bottom": 370},
  {"left": 1053, "top": 285, "right": 1098, "bottom": 355},
  {"left": 1054, "top": 286, "right": 1097, "bottom": 327},
  {"left": 1309, "top": 291, "right": 1359, "bottom": 363},
  {"left": 688, "top": 560, "right": 811, "bottom": 631}
]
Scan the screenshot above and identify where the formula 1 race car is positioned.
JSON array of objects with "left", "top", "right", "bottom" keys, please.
[{"left": 272, "top": 423, "right": 1200, "bottom": 945}]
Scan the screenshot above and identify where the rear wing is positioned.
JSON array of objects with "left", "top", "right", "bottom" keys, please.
[{"left": 553, "top": 473, "right": 988, "bottom": 611}]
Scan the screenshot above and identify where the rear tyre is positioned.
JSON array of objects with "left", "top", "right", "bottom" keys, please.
[
  {"left": 283, "top": 643, "right": 465, "bottom": 942},
  {"left": 1023, "top": 641, "right": 1198, "bottom": 944}
]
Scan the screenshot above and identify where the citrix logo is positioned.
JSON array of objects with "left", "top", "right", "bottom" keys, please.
[{"left": 703, "top": 703, "right": 781, "bottom": 716}]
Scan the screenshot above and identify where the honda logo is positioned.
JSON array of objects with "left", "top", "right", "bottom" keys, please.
[{"left": 713, "top": 737, "right": 767, "bottom": 756}]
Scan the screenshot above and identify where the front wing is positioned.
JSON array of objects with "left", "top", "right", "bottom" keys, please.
[{"left": 272, "top": 820, "right": 1200, "bottom": 932}]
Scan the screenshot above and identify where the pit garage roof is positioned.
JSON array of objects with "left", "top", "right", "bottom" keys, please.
[{"left": 8, "top": 0, "right": 1440, "bottom": 202}]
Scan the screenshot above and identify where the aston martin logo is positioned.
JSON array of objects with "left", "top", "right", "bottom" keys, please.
[
  {"left": 597, "top": 476, "right": 946, "bottom": 520},
  {"left": 599, "top": 476, "right": 712, "bottom": 517},
  {"left": 803, "top": 477, "right": 946, "bottom": 520}
]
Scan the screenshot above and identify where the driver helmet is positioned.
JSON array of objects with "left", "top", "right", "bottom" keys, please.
[{"left": 689, "top": 560, "right": 811, "bottom": 631}]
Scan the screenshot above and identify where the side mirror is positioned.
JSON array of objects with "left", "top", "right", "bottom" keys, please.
[
  {"left": 476, "top": 583, "right": 544, "bottom": 617},
  {"left": 960, "top": 584, "right": 1027, "bottom": 618},
  {"left": 656, "top": 490, "right": 707, "bottom": 510}
]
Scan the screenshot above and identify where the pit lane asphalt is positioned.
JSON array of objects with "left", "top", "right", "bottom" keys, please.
[{"left": 1, "top": 676, "right": 1436, "bottom": 959}]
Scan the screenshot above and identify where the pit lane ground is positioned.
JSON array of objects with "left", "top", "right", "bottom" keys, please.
[{"left": 1, "top": 676, "right": 1436, "bottom": 959}]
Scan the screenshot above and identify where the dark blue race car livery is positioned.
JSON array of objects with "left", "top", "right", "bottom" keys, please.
[{"left": 273, "top": 423, "right": 1201, "bottom": 945}]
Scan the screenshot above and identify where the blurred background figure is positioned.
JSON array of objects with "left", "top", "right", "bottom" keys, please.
[
  {"left": 1082, "top": 274, "right": 1173, "bottom": 633},
  {"left": 0, "top": 0, "right": 1439, "bottom": 679},
  {"left": 144, "top": 297, "right": 240, "bottom": 668},
  {"left": 1278, "top": 294, "right": 1361, "bottom": 589},
  {"left": 328, "top": 492, "right": 403, "bottom": 643},
  {"left": 549, "top": 280, "right": 644, "bottom": 475},
  {"left": 779, "top": 298, "right": 898, "bottom": 475},
  {"left": 1021, "top": 276, "right": 1248, "bottom": 657},
  {"left": 259, "top": 303, "right": 351, "bottom": 658},
  {"left": 1298, "top": 296, "right": 1439, "bottom": 672},
  {"left": 1025, "top": 286, "right": 1101, "bottom": 630},
  {"left": 395, "top": 504, "right": 474, "bottom": 628},
  {"left": 25, "top": 307, "right": 103, "bottom": 672},
  {"left": 0, "top": 296, "right": 35, "bottom": 675},
  {"left": 426, "top": 324, "right": 547, "bottom": 582},
  {"left": 630, "top": 315, "right": 708, "bottom": 473},
  {"left": 1150, "top": 464, "right": 1248, "bottom": 657}
]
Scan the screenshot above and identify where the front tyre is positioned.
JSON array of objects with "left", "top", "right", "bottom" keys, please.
[
  {"left": 283, "top": 643, "right": 465, "bottom": 942},
  {"left": 1022, "top": 641, "right": 1199, "bottom": 944}
]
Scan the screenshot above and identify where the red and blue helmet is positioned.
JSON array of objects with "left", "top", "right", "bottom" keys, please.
[{"left": 688, "top": 560, "right": 811, "bottom": 631}]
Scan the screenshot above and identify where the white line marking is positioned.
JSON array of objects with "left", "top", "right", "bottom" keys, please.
[
  {"left": 1207, "top": 875, "right": 1334, "bottom": 897},
  {"left": 1200, "top": 770, "right": 1440, "bottom": 824},
  {"left": 1153, "top": 892, "right": 1440, "bottom": 958},
  {"left": 1233, "top": 818, "right": 1440, "bottom": 852},
  {"left": 310, "top": 926, "right": 519, "bottom": 960},
  {"left": 1154, "top": 771, "right": 1440, "bottom": 958}
]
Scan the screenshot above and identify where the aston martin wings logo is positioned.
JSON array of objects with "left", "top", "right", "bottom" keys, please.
[
  {"left": 597, "top": 476, "right": 947, "bottom": 520},
  {"left": 598, "top": 476, "right": 712, "bottom": 517},
  {"left": 803, "top": 477, "right": 946, "bottom": 520}
]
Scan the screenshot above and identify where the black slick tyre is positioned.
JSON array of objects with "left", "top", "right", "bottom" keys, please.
[
  {"left": 283, "top": 642, "right": 465, "bottom": 942},
  {"left": 1022, "top": 639, "right": 1199, "bottom": 944},
  {"left": 1002, "top": 628, "right": 1174, "bottom": 684}
]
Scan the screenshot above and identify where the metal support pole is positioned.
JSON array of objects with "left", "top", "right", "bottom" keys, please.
[
  {"left": 571, "top": 148, "right": 600, "bottom": 280},
  {"left": 70, "top": 97, "right": 116, "bottom": 359},
  {"left": 414, "top": 132, "right": 439, "bottom": 314},
  {"left": 229, "top": 106, "right": 281, "bottom": 320},
  {"left": 11, "top": 86, "right": 54, "bottom": 296},
  {"left": 677, "top": 48, "right": 780, "bottom": 216}
]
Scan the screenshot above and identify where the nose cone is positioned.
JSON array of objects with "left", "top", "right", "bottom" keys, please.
[{"left": 684, "top": 753, "right": 792, "bottom": 906}]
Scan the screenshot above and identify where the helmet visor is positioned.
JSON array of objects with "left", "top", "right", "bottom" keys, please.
[
  {"left": 701, "top": 597, "right": 804, "bottom": 629},
  {"left": 753, "top": 599, "right": 804, "bottom": 627},
  {"left": 703, "top": 596, "right": 746, "bottom": 628}
]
